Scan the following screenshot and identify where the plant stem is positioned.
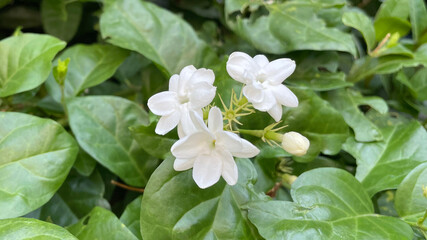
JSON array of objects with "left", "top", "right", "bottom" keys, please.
[{"left": 110, "top": 180, "right": 144, "bottom": 193}]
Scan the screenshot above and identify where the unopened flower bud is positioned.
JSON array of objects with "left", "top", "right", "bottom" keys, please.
[{"left": 281, "top": 131, "right": 310, "bottom": 156}]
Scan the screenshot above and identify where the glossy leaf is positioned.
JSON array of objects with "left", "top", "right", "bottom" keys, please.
[
  {"left": 99, "top": 0, "right": 216, "bottom": 76},
  {"left": 46, "top": 44, "right": 128, "bottom": 102},
  {"left": 287, "top": 72, "right": 352, "bottom": 91},
  {"left": 247, "top": 168, "right": 413, "bottom": 240},
  {"left": 343, "top": 114, "right": 427, "bottom": 196},
  {"left": 396, "top": 68, "right": 427, "bottom": 100},
  {"left": 120, "top": 196, "right": 142, "bottom": 240},
  {"left": 395, "top": 162, "right": 427, "bottom": 228},
  {"left": 67, "top": 207, "right": 138, "bottom": 240},
  {"left": 326, "top": 89, "right": 388, "bottom": 142},
  {"left": 410, "top": 0, "right": 427, "bottom": 43},
  {"left": 374, "top": 0, "right": 411, "bottom": 40},
  {"left": 140, "top": 158, "right": 267, "bottom": 239},
  {"left": 0, "top": 218, "right": 77, "bottom": 240},
  {"left": 73, "top": 149, "right": 97, "bottom": 176},
  {"left": 68, "top": 96, "right": 160, "bottom": 187},
  {"left": 41, "top": 0, "right": 82, "bottom": 42},
  {"left": 0, "top": 33, "right": 65, "bottom": 97},
  {"left": 0, "top": 112, "right": 78, "bottom": 218},
  {"left": 342, "top": 11, "right": 376, "bottom": 51}
]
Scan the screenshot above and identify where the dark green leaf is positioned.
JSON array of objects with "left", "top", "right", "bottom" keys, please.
[
  {"left": 0, "top": 112, "right": 78, "bottom": 218},
  {"left": 120, "top": 196, "right": 142, "bottom": 240},
  {"left": 41, "top": 0, "right": 82, "bottom": 42},
  {"left": 0, "top": 33, "right": 65, "bottom": 97},
  {"left": 67, "top": 207, "right": 138, "bottom": 240},
  {"left": 342, "top": 11, "right": 376, "bottom": 51},
  {"left": 374, "top": 0, "right": 411, "bottom": 40},
  {"left": 73, "top": 149, "right": 97, "bottom": 177},
  {"left": 140, "top": 158, "right": 267, "bottom": 239},
  {"left": 396, "top": 68, "right": 427, "bottom": 100},
  {"left": 287, "top": 71, "right": 352, "bottom": 91},
  {"left": 0, "top": 218, "right": 77, "bottom": 239},
  {"left": 67, "top": 96, "right": 159, "bottom": 187},
  {"left": 247, "top": 168, "right": 413, "bottom": 239}
]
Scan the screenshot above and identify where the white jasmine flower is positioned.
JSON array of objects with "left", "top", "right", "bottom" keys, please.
[
  {"left": 226, "top": 52, "right": 298, "bottom": 122},
  {"left": 147, "top": 65, "right": 216, "bottom": 136},
  {"left": 281, "top": 131, "right": 310, "bottom": 156},
  {"left": 171, "top": 107, "right": 260, "bottom": 189}
]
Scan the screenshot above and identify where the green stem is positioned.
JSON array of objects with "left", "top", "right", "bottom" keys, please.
[
  {"left": 265, "top": 131, "right": 283, "bottom": 142},
  {"left": 418, "top": 209, "right": 427, "bottom": 226},
  {"left": 238, "top": 129, "right": 264, "bottom": 138}
]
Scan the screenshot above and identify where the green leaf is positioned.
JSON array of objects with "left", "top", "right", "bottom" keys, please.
[
  {"left": 0, "top": 218, "right": 77, "bottom": 240},
  {"left": 67, "top": 96, "right": 160, "bottom": 187},
  {"left": 99, "top": 0, "right": 216, "bottom": 76},
  {"left": 41, "top": 0, "right": 82, "bottom": 42},
  {"left": 342, "top": 11, "right": 376, "bottom": 51},
  {"left": 140, "top": 157, "right": 267, "bottom": 239},
  {"left": 343, "top": 114, "right": 427, "bottom": 196},
  {"left": 287, "top": 71, "right": 352, "bottom": 91},
  {"left": 247, "top": 168, "right": 414, "bottom": 240},
  {"left": 67, "top": 207, "right": 138, "bottom": 240},
  {"left": 45, "top": 44, "right": 128, "bottom": 102},
  {"left": 268, "top": 3, "right": 356, "bottom": 56},
  {"left": 395, "top": 162, "right": 427, "bottom": 227},
  {"left": 120, "top": 196, "right": 142, "bottom": 240},
  {"left": 282, "top": 89, "right": 349, "bottom": 162},
  {"left": 374, "top": 0, "right": 411, "bottom": 40},
  {"left": 396, "top": 68, "right": 427, "bottom": 100},
  {"left": 73, "top": 149, "right": 97, "bottom": 176},
  {"left": 326, "top": 89, "right": 388, "bottom": 142},
  {"left": 0, "top": 33, "right": 66, "bottom": 97},
  {"left": 0, "top": 112, "right": 78, "bottom": 218}
]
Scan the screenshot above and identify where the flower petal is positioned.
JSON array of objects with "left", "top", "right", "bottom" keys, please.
[
  {"left": 169, "top": 74, "right": 179, "bottom": 93},
  {"left": 231, "top": 138, "right": 260, "bottom": 158},
  {"left": 252, "top": 89, "right": 276, "bottom": 111},
  {"left": 264, "top": 58, "right": 296, "bottom": 84},
  {"left": 243, "top": 84, "right": 264, "bottom": 103},
  {"left": 218, "top": 149, "right": 238, "bottom": 186},
  {"left": 208, "top": 107, "right": 224, "bottom": 133},
  {"left": 171, "top": 132, "right": 212, "bottom": 158},
  {"left": 271, "top": 84, "right": 298, "bottom": 108},
  {"left": 267, "top": 103, "right": 283, "bottom": 122},
  {"left": 189, "top": 68, "right": 215, "bottom": 85},
  {"left": 147, "top": 91, "right": 178, "bottom": 116},
  {"left": 253, "top": 55, "right": 269, "bottom": 68},
  {"left": 226, "top": 52, "right": 258, "bottom": 84},
  {"left": 215, "top": 131, "right": 242, "bottom": 153},
  {"left": 155, "top": 111, "right": 181, "bottom": 135},
  {"left": 193, "top": 152, "right": 222, "bottom": 189},
  {"left": 174, "top": 158, "right": 195, "bottom": 171},
  {"left": 178, "top": 65, "right": 197, "bottom": 95},
  {"left": 189, "top": 110, "right": 210, "bottom": 133},
  {"left": 189, "top": 82, "right": 216, "bottom": 109}
]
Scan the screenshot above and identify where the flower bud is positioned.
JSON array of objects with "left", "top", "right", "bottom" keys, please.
[{"left": 281, "top": 131, "right": 310, "bottom": 156}]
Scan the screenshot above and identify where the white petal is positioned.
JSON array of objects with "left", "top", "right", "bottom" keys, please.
[
  {"left": 218, "top": 149, "right": 238, "bottom": 186},
  {"left": 226, "top": 52, "right": 258, "bottom": 84},
  {"left": 189, "top": 110, "right": 210, "bottom": 133},
  {"left": 178, "top": 65, "right": 197, "bottom": 95},
  {"left": 243, "top": 84, "right": 264, "bottom": 103},
  {"left": 174, "top": 158, "right": 195, "bottom": 171},
  {"left": 169, "top": 74, "right": 179, "bottom": 93},
  {"left": 178, "top": 110, "right": 198, "bottom": 137},
  {"left": 253, "top": 55, "right": 269, "bottom": 68},
  {"left": 267, "top": 103, "right": 283, "bottom": 122},
  {"left": 271, "top": 84, "right": 298, "bottom": 108},
  {"left": 208, "top": 107, "right": 224, "bottom": 133},
  {"left": 264, "top": 58, "right": 296, "bottom": 84},
  {"left": 147, "top": 91, "right": 178, "bottom": 116},
  {"left": 252, "top": 89, "right": 276, "bottom": 111},
  {"left": 189, "top": 82, "right": 216, "bottom": 109},
  {"left": 189, "top": 68, "right": 215, "bottom": 85},
  {"left": 231, "top": 138, "right": 260, "bottom": 158},
  {"left": 215, "top": 131, "right": 242, "bottom": 153},
  {"left": 171, "top": 132, "right": 212, "bottom": 158},
  {"left": 155, "top": 111, "right": 181, "bottom": 135},
  {"left": 193, "top": 152, "right": 222, "bottom": 189}
]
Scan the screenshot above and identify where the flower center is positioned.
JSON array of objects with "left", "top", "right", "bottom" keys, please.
[
  {"left": 256, "top": 72, "right": 267, "bottom": 84},
  {"left": 178, "top": 95, "right": 190, "bottom": 104}
]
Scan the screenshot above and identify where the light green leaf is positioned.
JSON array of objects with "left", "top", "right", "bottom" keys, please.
[
  {"left": 0, "top": 112, "right": 78, "bottom": 219},
  {"left": 0, "top": 33, "right": 66, "bottom": 97},
  {"left": 326, "top": 89, "right": 388, "bottom": 142},
  {"left": 247, "top": 168, "right": 413, "bottom": 240},
  {"left": 41, "top": 0, "right": 82, "bottom": 42},
  {"left": 67, "top": 96, "right": 159, "bottom": 187},
  {"left": 0, "top": 218, "right": 77, "bottom": 240},
  {"left": 343, "top": 114, "right": 427, "bottom": 196},
  {"left": 374, "top": 0, "right": 411, "bottom": 40},
  {"left": 67, "top": 207, "right": 138, "bottom": 240},
  {"left": 120, "top": 196, "right": 142, "bottom": 240},
  {"left": 287, "top": 72, "right": 352, "bottom": 91},
  {"left": 395, "top": 162, "right": 427, "bottom": 228},
  {"left": 45, "top": 44, "right": 128, "bottom": 102},
  {"left": 282, "top": 89, "right": 349, "bottom": 162},
  {"left": 140, "top": 158, "right": 267, "bottom": 239},
  {"left": 99, "top": 0, "right": 216, "bottom": 76},
  {"left": 342, "top": 11, "right": 376, "bottom": 51}
]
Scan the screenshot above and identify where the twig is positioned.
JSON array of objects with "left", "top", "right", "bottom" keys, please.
[
  {"left": 266, "top": 182, "right": 281, "bottom": 198},
  {"left": 110, "top": 180, "right": 145, "bottom": 193}
]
